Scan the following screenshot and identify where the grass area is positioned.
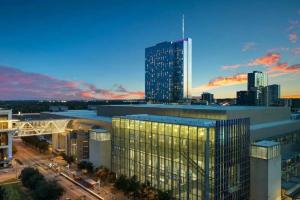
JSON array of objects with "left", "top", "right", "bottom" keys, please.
[{"left": 2, "top": 182, "right": 32, "bottom": 200}]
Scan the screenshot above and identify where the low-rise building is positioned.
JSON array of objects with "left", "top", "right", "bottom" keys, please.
[{"left": 0, "top": 109, "right": 13, "bottom": 168}]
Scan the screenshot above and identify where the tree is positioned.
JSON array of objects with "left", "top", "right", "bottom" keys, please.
[
  {"left": 128, "top": 175, "right": 140, "bottom": 194},
  {"left": 77, "top": 160, "right": 94, "bottom": 173},
  {"left": 96, "top": 167, "right": 110, "bottom": 182},
  {"left": 0, "top": 186, "right": 7, "bottom": 200},
  {"left": 157, "top": 190, "right": 173, "bottom": 200},
  {"left": 32, "top": 180, "right": 64, "bottom": 200},
  {"left": 60, "top": 153, "right": 74, "bottom": 164},
  {"left": 20, "top": 167, "right": 44, "bottom": 190},
  {"left": 114, "top": 174, "right": 128, "bottom": 191}
]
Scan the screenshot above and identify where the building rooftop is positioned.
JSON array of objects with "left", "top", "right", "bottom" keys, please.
[
  {"left": 90, "top": 128, "right": 108, "bottom": 133},
  {"left": 45, "top": 110, "right": 112, "bottom": 123},
  {"left": 117, "top": 114, "right": 216, "bottom": 127},
  {"left": 103, "top": 104, "right": 286, "bottom": 111},
  {"left": 251, "top": 119, "right": 300, "bottom": 130},
  {"left": 253, "top": 140, "right": 279, "bottom": 147}
]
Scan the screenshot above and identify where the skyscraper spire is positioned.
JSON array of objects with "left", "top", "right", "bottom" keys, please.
[{"left": 182, "top": 14, "right": 185, "bottom": 39}]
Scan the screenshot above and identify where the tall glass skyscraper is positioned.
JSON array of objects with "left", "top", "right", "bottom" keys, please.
[{"left": 145, "top": 38, "right": 192, "bottom": 103}]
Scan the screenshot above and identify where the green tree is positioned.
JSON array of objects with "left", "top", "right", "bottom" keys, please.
[
  {"left": 96, "top": 167, "right": 110, "bottom": 182},
  {"left": 0, "top": 186, "right": 7, "bottom": 200},
  {"left": 20, "top": 167, "right": 44, "bottom": 190},
  {"left": 32, "top": 180, "right": 64, "bottom": 200},
  {"left": 114, "top": 174, "right": 128, "bottom": 191},
  {"left": 77, "top": 160, "right": 94, "bottom": 173},
  {"left": 60, "top": 153, "right": 75, "bottom": 164},
  {"left": 157, "top": 190, "right": 173, "bottom": 200},
  {"left": 128, "top": 175, "right": 140, "bottom": 194}
]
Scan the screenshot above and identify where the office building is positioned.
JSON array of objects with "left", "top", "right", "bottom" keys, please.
[
  {"left": 201, "top": 92, "right": 214, "bottom": 104},
  {"left": 236, "top": 91, "right": 256, "bottom": 106},
  {"left": 263, "top": 84, "right": 280, "bottom": 106},
  {"left": 247, "top": 71, "right": 268, "bottom": 91},
  {"left": 47, "top": 105, "right": 300, "bottom": 199},
  {"left": 145, "top": 38, "right": 192, "bottom": 103},
  {"left": 112, "top": 115, "right": 250, "bottom": 199},
  {"left": 0, "top": 109, "right": 13, "bottom": 168},
  {"left": 247, "top": 71, "right": 268, "bottom": 105}
]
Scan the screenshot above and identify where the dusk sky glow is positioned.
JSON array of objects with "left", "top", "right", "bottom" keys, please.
[{"left": 0, "top": 0, "right": 300, "bottom": 100}]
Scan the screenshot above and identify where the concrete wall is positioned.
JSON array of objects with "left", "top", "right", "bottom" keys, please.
[
  {"left": 250, "top": 120, "right": 300, "bottom": 142},
  {"left": 227, "top": 107, "right": 290, "bottom": 125},
  {"left": 250, "top": 156, "right": 281, "bottom": 200},
  {"left": 97, "top": 105, "right": 227, "bottom": 120},
  {"left": 97, "top": 105, "right": 290, "bottom": 125},
  {"left": 89, "top": 139, "right": 111, "bottom": 170}
]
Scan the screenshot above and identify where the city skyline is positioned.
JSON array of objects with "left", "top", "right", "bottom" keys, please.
[{"left": 0, "top": 0, "right": 300, "bottom": 100}]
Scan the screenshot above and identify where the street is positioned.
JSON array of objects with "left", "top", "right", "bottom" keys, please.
[{"left": 13, "top": 138, "right": 99, "bottom": 200}]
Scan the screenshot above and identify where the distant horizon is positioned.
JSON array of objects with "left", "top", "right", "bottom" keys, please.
[{"left": 0, "top": 1, "right": 299, "bottom": 100}]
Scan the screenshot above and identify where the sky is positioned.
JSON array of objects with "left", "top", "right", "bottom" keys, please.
[{"left": 0, "top": 0, "right": 300, "bottom": 100}]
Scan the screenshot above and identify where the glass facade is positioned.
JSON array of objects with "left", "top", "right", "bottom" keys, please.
[
  {"left": 145, "top": 38, "right": 192, "bottom": 102},
  {"left": 112, "top": 116, "right": 250, "bottom": 200},
  {"left": 0, "top": 115, "right": 8, "bottom": 130}
]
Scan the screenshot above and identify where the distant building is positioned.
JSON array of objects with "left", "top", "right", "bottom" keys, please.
[
  {"left": 0, "top": 109, "right": 13, "bottom": 168},
  {"left": 263, "top": 84, "right": 280, "bottom": 106},
  {"left": 145, "top": 38, "right": 192, "bottom": 103},
  {"left": 248, "top": 71, "right": 268, "bottom": 91},
  {"left": 248, "top": 71, "right": 268, "bottom": 105},
  {"left": 201, "top": 92, "right": 214, "bottom": 104},
  {"left": 236, "top": 91, "right": 256, "bottom": 106}
]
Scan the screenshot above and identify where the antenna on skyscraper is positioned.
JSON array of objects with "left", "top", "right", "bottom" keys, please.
[{"left": 182, "top": 14, "right": 185, "bottom": 39}]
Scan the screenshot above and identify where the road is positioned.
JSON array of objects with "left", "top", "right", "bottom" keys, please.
[{"left": 13, "top": 138, "right": 98, "bottom": 200}]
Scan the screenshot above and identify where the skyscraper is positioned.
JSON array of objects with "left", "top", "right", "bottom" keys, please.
[
  {"left": 145, "top": 38, "right": 192, "bottom": 103},
  {"left": 201, "top": 92, "right": 214, "bottom": 104},
  {"left": 263, "top": 84, "right": 280, "bottom": 106},
  {"left": 247, "top": 71, "right": 268, "bottom": 105},
  {"left": 247, "top": 71, "right": 268, "bottom": 91}
]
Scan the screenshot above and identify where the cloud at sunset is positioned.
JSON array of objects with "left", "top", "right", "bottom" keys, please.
[
  {"left": 0, "top": 66, "right": 144, "bottom": 100},
  {"left": 221, "top": 64, "right": 241, "bottom": 70},
  {"left": 270, "top": 63, "right": 300, "bottom": 73},
  {"left": 192, "top": 73, "right": 247, "bottom": 94},
  {"left": 248, "top": 52, "right": 281, "bottom": 67}
]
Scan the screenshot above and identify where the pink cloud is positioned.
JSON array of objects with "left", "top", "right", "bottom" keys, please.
[
  {"left": 289, "top": 32, "right": 298, "bottom": 43},
  {"left": 268, "top": 63, "right": 300, "bottom": 76},
  {"left": 0, "top": 66, "right": 144, "bottom": 100},
  {"left": 221, "top": 64, "right": 241, "bottom": 70},
  {"left": 248, "top": 52, "right": 281, "bottom": 67},
  {"left": 192, "top": 73, "right": 247, "bottom": 94}
]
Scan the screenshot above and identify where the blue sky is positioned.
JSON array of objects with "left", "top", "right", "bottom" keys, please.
[{"left": 0, "top": 0, "right": 299, "bottom": 99}]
